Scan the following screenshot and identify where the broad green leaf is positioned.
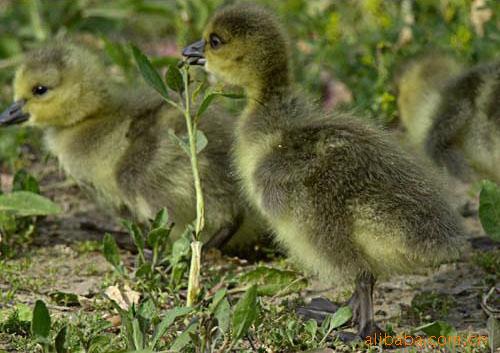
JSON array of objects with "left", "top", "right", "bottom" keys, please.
[
  {"left": 0, "top": 191, "right": 60, "bottom": 216},
  {"left": 88, "top": 335, "right": 114, "bottom": 353},
  {"left": 239, "top": 266, "right": 308, "bottom": 296},
  {"left": 209, "top": 289, "right": 227, "bottom": 313},
  {"left": 104, "top": 39, "right": 131, "bottom": 72},
  {"left": 0, "top": 303, "right": 32, "bottom": 324},
  {"left": 131, "top": 45, "right": 169, "bottom": 99},
  {"left": 170, "top": 230, "right": 192, "bottom": 267},
  {"left": 231, "top": 285, "right": 258, "bottom": 342},
  {"left": 165, "top": 64, "right": 184, "bottom": 93},
  {"left": 322, "top": 306, "right": 352, "bottom": 331},
  {"left": 214, "top": 298, "right": 231, "bottom": 334},
  {"left": 135, "top": 263, "right": 152, "bottom": 278},
  {"left": 170, "top": 322, "right": 197, "bottom": 351},
  {"left": 152, "top": 208, "right": 169, "bottom": 229},
  {"left": 151, "top": 307, "right": 192, "bottom": 349},
  {"left": 196, "top": 92, "right": 244, "bottom": 118},
  {"left": 195, "top": 130, "right": 208, "bottom": 154},
  {"left": 49, "top": 291, "right": 80, "bottom": 307},
  {"left": 168, "top": 129, "right": 190, "bottom": 156},
  {"left": 13, "top": 170, "right": 39, "bottom": 193},
  {"left": 132, "top": 319, "right": 144, "bottom": 349},
  {"left": 151, "top": 56, "right": 180, "bottom": 69},
  {"left": 31, "top": 300, "right": 50, "bottom": 340},
  {"left": 123, "top": 221, "right": 145, "bottom": 254},
  {"left": 479, "top": 180, "right": 500, "bottom": 241},
  {"left": 138, "top": 299, "right": 156, "bottom": 321},
  {"left": 147, "top": 228, "right": 170, "bottom": 249},
  {"left": 168, "top": 129, "right": 207, "bottom": 155},
  {"left": 304, "top": 319, "right": 318, "bottom": 339},
  {"left": 103, "top": 233, "right": 123, "bottom": 274},
  {"left": 413, "top": 320, "right": 457, "bottom": 338},
  {"left": 55, "top": 326, "right": 68, "bottom": 353}
]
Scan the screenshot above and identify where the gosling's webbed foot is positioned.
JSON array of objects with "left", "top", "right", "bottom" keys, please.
[{"left": 296, "top": 297, "right": 342, "bottom": 324}]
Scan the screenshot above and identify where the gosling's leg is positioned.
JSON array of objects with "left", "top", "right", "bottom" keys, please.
[
  {"left": 204, "top": 214, "right": 243, "bottom": 249},
  {"left": 296, "top": 297, "right": 341, "bottom": 324},
  {"left": 354, "top": 272, "right": 386, "bottom": 340}
]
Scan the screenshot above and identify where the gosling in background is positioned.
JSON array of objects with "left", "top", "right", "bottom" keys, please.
[
  {"left": 398, "top": 55, "right": 500, "bottom": 183},
  {"left": 183, "top": 4, "right": 464, "bottom": 339},
  {"left": 0, "top": 42, "right": 263, "bottom": 249}
]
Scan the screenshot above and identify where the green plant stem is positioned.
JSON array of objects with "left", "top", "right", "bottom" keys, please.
[
  {"left": 186, "top": 240, "right": 202, "bottom": 307},
  {"left": 179, "top": 65, "right": 204, "bottom": 307},
  {"left": 182, "top": 67, "right": 205, "bottom": 238}
]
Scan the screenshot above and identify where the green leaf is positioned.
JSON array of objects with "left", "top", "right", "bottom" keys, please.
[
  {"left": 170, "top": 322, "right": 197, "bottom": 351},
  {"left": 167, "top": 129, "right": 190, "bottom": 156},
  {"left": 0, "top": 191, "right": 60, "bottom": 216},
  {"left": 479, "top": 180, "right": 500, "bottom": 241},
  {"left": 165, "top": 64, "right": 184, "bottom": 93},
  {"left": 214, "top": 298, "right": 231, "bottom": 334},
  {"left": 88, "top": 335, "right": 114, "bottom": 353},
  {"left": 124, "top": 221, "right": 145, "bottom": 253},
  {"left": 103, "top": 38, "right": 131, "bottom": 72},
  {"left": 147, "top": 228, "right": 170, "bottom": 249},
  {"left": 102, "top": 233, "right": 123, "bottom": 274},
  {"left": 49, "top": 291, "right": 80, "bottom": 307},
  {"left": 322, "top": 306, "right": 352, "bottom": 331},
  {"left": 304, "top": 319, "right": 318, "bottom": 340},
  {"left": 209, "top": 289, "right": 227, "bottom": 313},
  {"left": 132, "top": 319, "right": 144, "bottom": 349},
  {"left": 167, "top": 129, "right": 208, "bottom": 156},
  {"left": 413, "top": 320, "right": 457, "bottom": 338},
  {"left": 152, "top": 208, "right": 169, "bottom": 229},
  {"left": 13, "top": 170, "right": 39, "bottom": 193},
  {"left": 196, "top": 92, "right": 244, "bottom": 118},
  {"left": 131, "top": 45, "right": 169, "bottom": 99},
  {"left": 195, "top": 130, "right": 208, "bottom": 154},
  {"left": 239, "top": 266, "right": 307, "bottom": 296},
  {"left": 150, "top": 307, "right": 192, "bottom": 349},
  {"left": 31, "top": 300, "right": 50, "bottom": 340},
  {"left": 55, "top": 326, "right": 68, "bottom": 353},
  {"left": 231, "top": 284, "right": 258, "bottom": 342},
  {"left": 170, "top": 232, "right": 191, "bottom": 267}
]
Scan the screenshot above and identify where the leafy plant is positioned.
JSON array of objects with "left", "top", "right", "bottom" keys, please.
[
  {"left": 0, "top": 170, "right": 60, "bottom": 258},
  {"left": 31, "top": 300, "right": 68, "bottom": 353},
  {"left": 131, "top": 44, "right": 243, "bottom": 308},
  {"left": 479, "top": 180, "right": 500, "bottom": 241}
]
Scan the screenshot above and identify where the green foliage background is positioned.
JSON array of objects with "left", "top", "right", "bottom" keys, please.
[{"left": 0, "top": 0, "right": 498, "bottom": 169}]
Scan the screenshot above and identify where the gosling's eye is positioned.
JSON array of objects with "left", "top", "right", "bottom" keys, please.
[
  {"left": 209, "top": 34, "right": 223, "bottom": 49},
  {"left": 32, "top": 85, "right": 48, "bottom": 96}
]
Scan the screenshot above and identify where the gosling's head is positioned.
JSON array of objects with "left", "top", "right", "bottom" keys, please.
[
  {"left": 183, "top": 3, "right": 290, "bottom": 96},
  {"left": 0, "top": 43, "right": 107, "bottom": 128}
]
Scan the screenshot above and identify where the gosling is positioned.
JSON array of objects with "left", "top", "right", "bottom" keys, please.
[
  {"left": 0, "top": 42, "right": 262, "bottom": 249},
  {"left": 398, "top": 55, "right": 500, "bottom": 183},
  {"left": 183, "top": 4, "right": 464, "bottom": 339}
]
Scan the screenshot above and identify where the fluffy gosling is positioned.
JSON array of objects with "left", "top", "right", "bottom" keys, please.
[
  {"left": 183, "top": 4, "right": 464, "bottom": 338},
  {"left": 0, "top": 42, "right": 263, "bottom": 249},
  {"left": 398, "top": 55, "right": 500, "bottom": 183}
]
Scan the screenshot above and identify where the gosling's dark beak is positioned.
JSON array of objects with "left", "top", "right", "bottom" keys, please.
[
  {"left": 0, "top": 100, "right": 30, "bottom": 126},
  {"left": 182, "top": 39, "right": 206, "bottom": 66}
]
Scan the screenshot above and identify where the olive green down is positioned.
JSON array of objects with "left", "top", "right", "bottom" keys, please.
[
  {"left": 398, "top": 55, "right": 500, "bottom": 183},
  {"left": 185, "top": 3, "right": 465, "bottom": 337},
  {"left": 8, "top": 42, "right": 263, "bottom": 248}
]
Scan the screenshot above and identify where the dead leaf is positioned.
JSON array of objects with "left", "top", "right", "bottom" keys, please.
[
  {"left": 470, "top": 0, "right": 493, "bottom": 37},
  {"left": 104, "top": 284, "right": 140, "bottom": 310}
]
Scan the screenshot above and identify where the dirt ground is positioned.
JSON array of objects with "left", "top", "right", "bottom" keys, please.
[{"left": 0, "top": 157, "right": 497, "bottom": 350}]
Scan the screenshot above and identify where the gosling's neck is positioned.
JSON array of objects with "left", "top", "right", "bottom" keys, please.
[{"left": 246, "top": 63, "right": 291, "bottom": 104}]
